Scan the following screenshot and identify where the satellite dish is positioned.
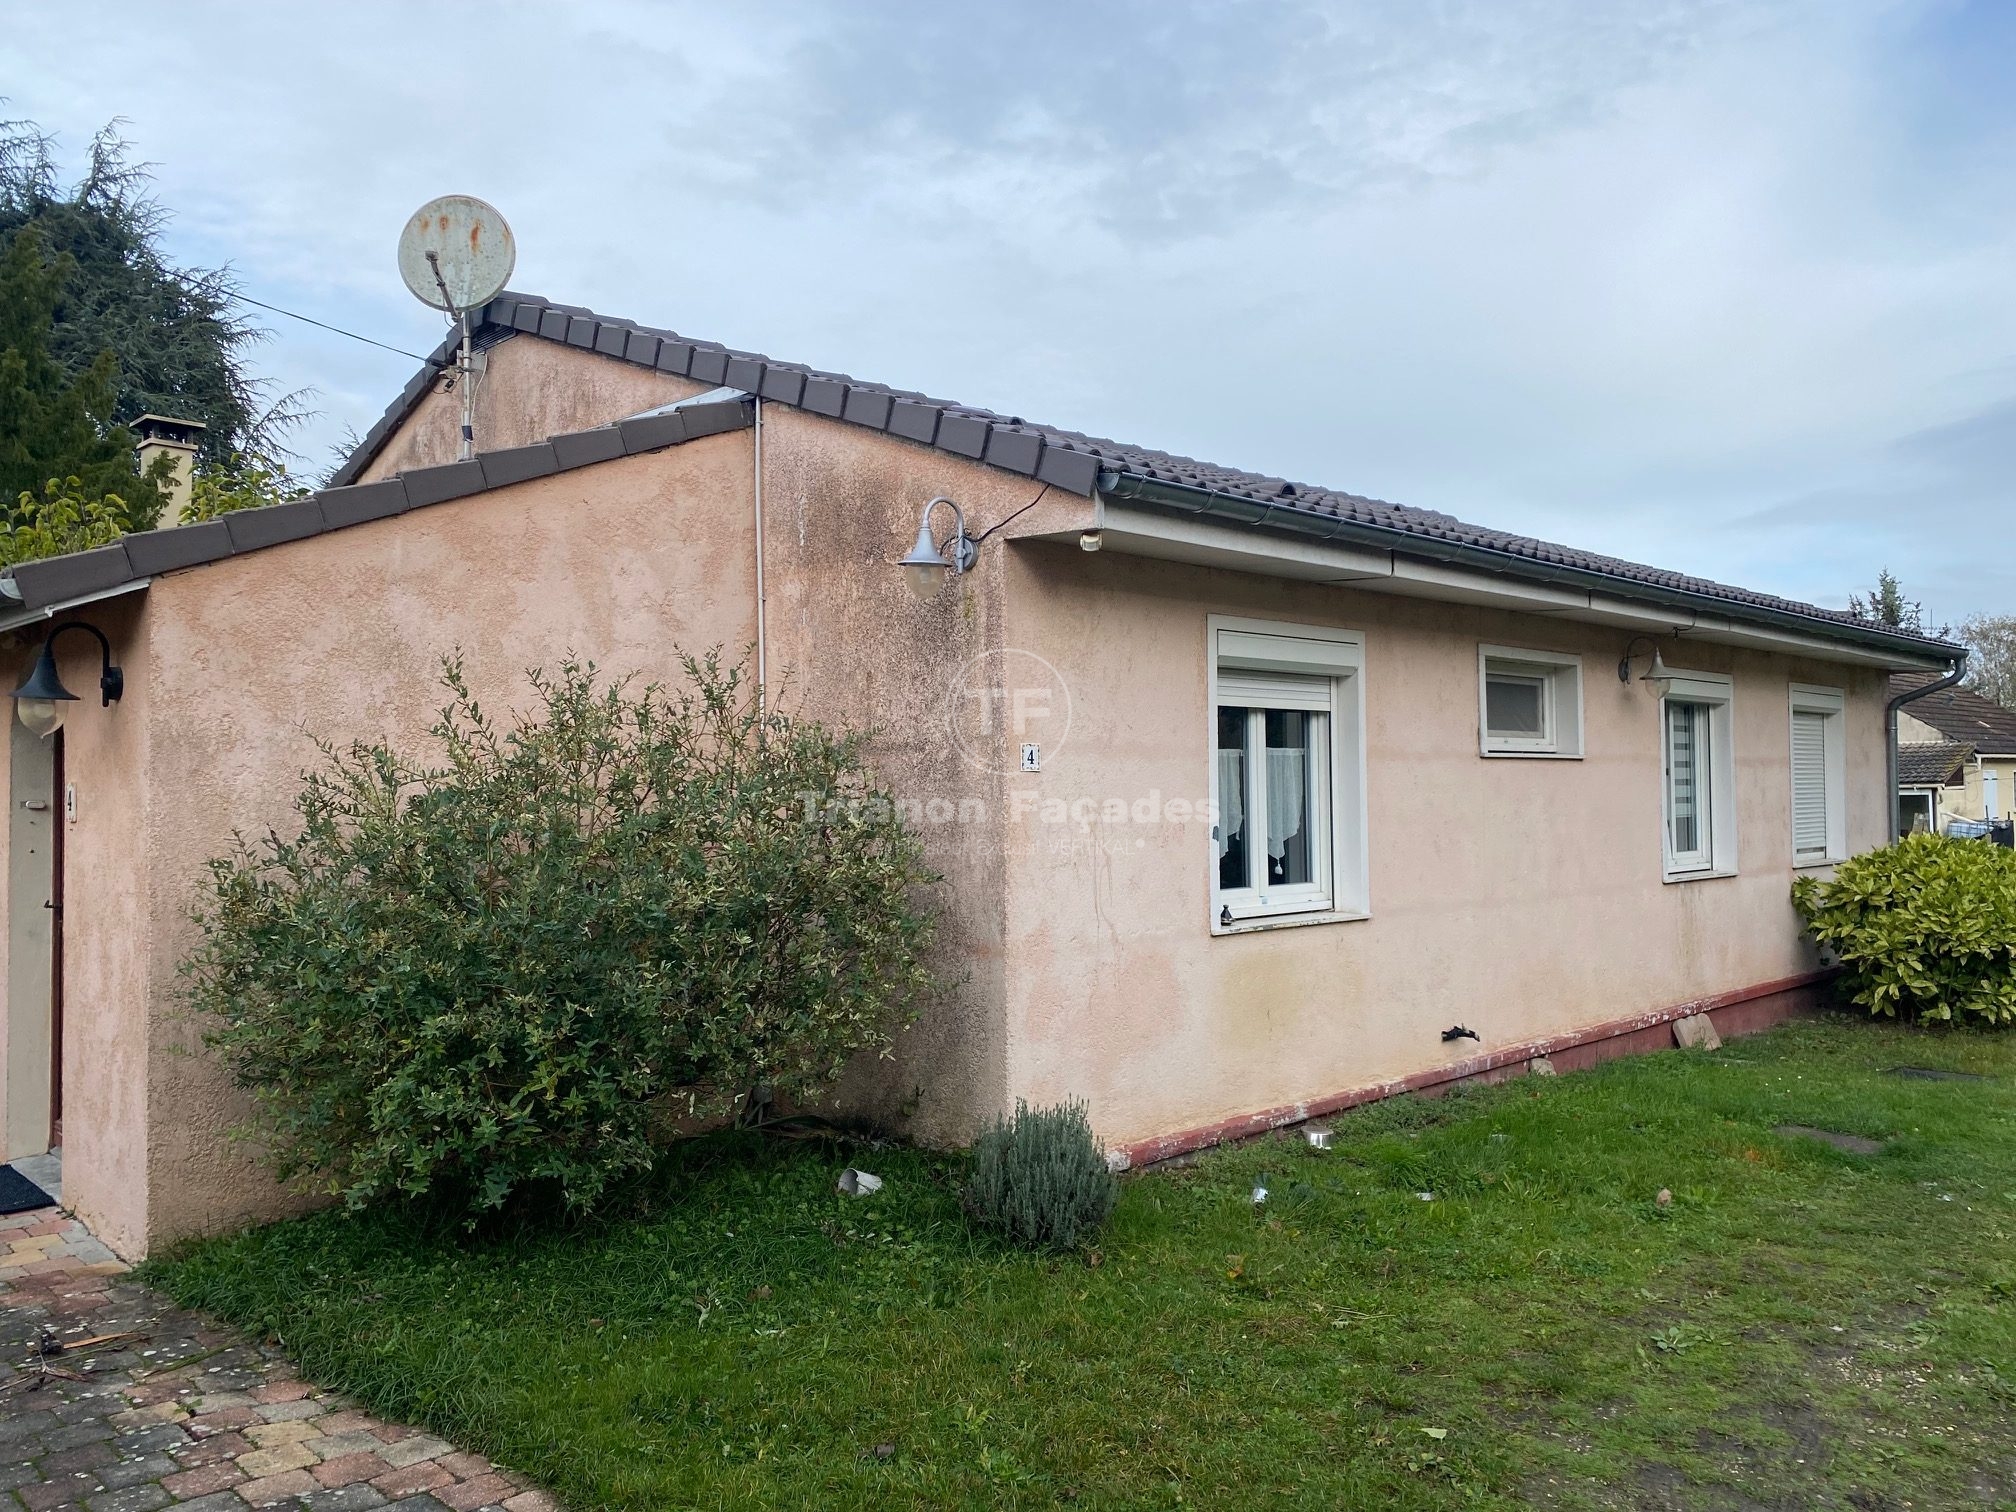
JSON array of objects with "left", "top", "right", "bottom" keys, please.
[{"left": 397, "top": 194, "right": 515, "bottom": 313}]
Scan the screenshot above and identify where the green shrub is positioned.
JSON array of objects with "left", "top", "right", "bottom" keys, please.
[
  {"left": 1791, "top": 832, "right": 2016, "bottom": 1025},
  {"left": 964, "top": 1099, "right": 1117, "bottom": 1252},
  {"left": 184, "top": 652, "right": 938, "bottom": 1219}
]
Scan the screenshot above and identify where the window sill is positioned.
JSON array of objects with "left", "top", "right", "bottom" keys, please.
[
  {"left": 1480, "top": 748, "right": 1583, "bottom": 760},
  {"left": 1793, "top": 856, "right": 1846, "bottom": 871},
  {"left": 1662, "top": 867, "right": 1739, "bottom": 885},
  {"left": 1212, "top": 906, "right": 1369, "bottom": 936}
]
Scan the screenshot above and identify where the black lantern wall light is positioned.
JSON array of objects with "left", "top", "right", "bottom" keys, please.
[{"left": 9, "top": 622, "right": 123, "bottom": 737}]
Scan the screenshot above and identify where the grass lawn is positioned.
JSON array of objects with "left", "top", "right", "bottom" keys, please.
[{"left": 147, "top": 1018, "right": 2016, "bottom": 1510}]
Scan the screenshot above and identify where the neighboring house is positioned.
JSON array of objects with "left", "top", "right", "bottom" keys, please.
[
  {"left": 1895, "top": 738, "right": 1971, "bottom": 834},
  {"left": 1893, "top": 674, "right": 2016, "bottom": 828},
  {"left": 0, "top": 291, "right": 1964, "bottom": 1257}
]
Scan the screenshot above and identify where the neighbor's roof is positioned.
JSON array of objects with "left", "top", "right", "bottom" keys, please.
[
  {"left": 1897, "top": 739, "right": 1972, "bottom": 786},
  {"left": 1890, "top": 674, "right": 2016, "bottom": 753},
  {"left": 0, "top": 289, "right": 1968, "bottom": 664}
]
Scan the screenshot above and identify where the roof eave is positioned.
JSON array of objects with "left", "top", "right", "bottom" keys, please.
[
  {"left": 1097, "top": 469, "right": 1964, "bottom": 669},
  {"left": 1, "top": 393, "right": 756, "bottom": 617}
]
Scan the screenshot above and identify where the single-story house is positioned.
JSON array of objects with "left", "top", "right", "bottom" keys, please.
[
  {"left": 1893, "top": 673, "right": 2016, "bottom": 829},
  {"left": 1895, "top": 737, "right": 1971, "bottom": 833},
  {"left": 0, "top": 291, "right": 1966, "bottom": 1257}
]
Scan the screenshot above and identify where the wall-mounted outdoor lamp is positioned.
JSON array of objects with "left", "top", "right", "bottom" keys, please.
[
  {"left": 10, "top": 622, "right": 123, "bottom": 738},
  {"left": 897, "top": 495, "right": 979, "bottom": 601},
  {"left": 1617, "top": 635, "right": 1673, "bottom": 695}
]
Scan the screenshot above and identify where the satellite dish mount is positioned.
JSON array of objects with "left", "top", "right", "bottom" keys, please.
[{"left": 397, "top": 195, "right": 517, "bottom": 461}]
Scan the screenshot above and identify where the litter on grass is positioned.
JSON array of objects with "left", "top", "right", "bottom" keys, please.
[{"left": 836, "top": 1168, "right": 883, "bottom": 1196}]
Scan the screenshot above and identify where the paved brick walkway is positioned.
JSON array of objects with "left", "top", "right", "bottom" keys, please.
[{"left": 1, "top": 1208, "right": 557, "bottom": 1512}]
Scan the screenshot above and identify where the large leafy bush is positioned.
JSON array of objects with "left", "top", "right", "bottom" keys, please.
[
  {"left": 1792, "top": 832, "right": 2016, "bottom": 1025},
  {"left": 185, "top": 654, "right": 938, "bottom": 1217},
  {"left": 964, "top": 1099, "right": 1118, "bottom": 1252}
]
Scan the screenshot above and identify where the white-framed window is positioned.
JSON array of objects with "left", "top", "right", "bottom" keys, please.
[
  {"left": 1789, "top": 683, "right": 1847, "bottom": 866},
  {"left": 1478, "top": 645, "right": 1583, "bottom": 757},
  {"left": 1897, "top": 789, "right": 1937, "bottom": 836},
  {"left": 1208, "top": 616, "right": 1366, "bottom": 930},
  {"left": 1660, "top": 671, "right": 1737, "bottom": 881}
]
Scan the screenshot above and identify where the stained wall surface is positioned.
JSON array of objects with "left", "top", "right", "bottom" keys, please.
[
  {"left": 994, "top": 545, "right": 1887, "bottom": 1144},
  {"left": 0, "top": 331, "right": 1910, "bottom": 1251}
]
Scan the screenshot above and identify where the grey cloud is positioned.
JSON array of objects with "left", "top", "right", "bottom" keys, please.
[{"left": 688, "top": 0, "right": 1787, "bottom": 234}]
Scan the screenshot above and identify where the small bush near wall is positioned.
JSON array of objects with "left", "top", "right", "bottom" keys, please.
[
  {"left": 964, "top": 1100, "right": 1118, "bottom": 1252},
  {"left": 1792, "top": 833, "right": 2016, "bottom": 1026},
  {"left": 184, "top": 653, "right": 938, "bottom": 1220}
]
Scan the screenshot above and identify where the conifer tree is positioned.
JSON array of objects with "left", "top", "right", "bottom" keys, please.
[{"left": 0, "top": 223, "right": 162, "bottom": 524}]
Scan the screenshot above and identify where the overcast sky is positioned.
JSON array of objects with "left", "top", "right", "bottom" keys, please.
[{"left": 6, "top": 1, "right": 2012, "bottom": 623}]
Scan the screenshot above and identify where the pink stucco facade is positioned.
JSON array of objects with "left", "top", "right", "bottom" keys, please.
[{"left": 0, "top": 332, "right": 1924, "bottom": 1254}]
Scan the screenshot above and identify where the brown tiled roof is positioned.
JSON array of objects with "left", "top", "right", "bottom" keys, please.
[
  {"left": 329, "top": 292, "right": 1963, "bottom": 663},
  {"left": 1897, "top": 740, "right": 1972, "bottom": 786},
  {"left": 0, "top": 288, "right": 1971, "bottom": 666},
  {"left": 1889, "top": 674, "right": 2016, "bottom": 754}
]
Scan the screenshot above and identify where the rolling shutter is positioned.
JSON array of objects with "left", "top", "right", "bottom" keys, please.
[{"left": 1792, "top": 709, "right": 1828, "bottom": 860}]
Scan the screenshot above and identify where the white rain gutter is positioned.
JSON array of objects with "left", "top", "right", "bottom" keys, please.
[{"left": 0, "top": 578, "right": 152, "bottom": 636}]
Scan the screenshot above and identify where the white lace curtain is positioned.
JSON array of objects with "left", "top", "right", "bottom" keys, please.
[
  {"left": 1215, "top": 748, "right": 1244, "bottom": 859},
  {"left": 1266, "top": 748, "right": 1306, "bottom": 860},
  {"left": 1215, "top": 746, "right": 1307, "bottom": 861}
]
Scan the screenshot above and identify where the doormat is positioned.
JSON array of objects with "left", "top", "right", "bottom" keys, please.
[{"left": 0, "top": 1163, "right": 55, "bottom": 1215}]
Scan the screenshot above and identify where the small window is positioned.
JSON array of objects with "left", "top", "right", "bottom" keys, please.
[
  {"left": 1209, "top": 618, "right": 1366, "bottom": 929},
  {"left": 1660, "top": 671, "right": 1737, "bottom": 880},
  {"left": 1790, "top": 684, "right": 1846, "bottom": 866},
  {"left": 1478, "top": 646, "right": 1582, "bottom": 757}
]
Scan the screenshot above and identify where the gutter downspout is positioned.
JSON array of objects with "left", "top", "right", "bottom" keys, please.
[
  {"left": 753, "top": 396, "right": 767, "bottom": 710},
  {"left": 1887, "top": 656, "right": 1966, "bottom": 841}
]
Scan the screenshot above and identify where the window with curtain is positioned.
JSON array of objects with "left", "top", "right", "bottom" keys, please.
[
  {"left": 1210, "top": 618, "right": 1365, "bottom": 927},
  {"left": 1214, "top": 696, "right": 1328, "bottom": 906}
]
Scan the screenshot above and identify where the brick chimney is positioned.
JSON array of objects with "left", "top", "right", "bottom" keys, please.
[{"left": 132, "top": 415, "right": 206, "bottom": 525}]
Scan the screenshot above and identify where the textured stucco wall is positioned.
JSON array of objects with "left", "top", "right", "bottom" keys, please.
[
  {"left": 358, "top": 336, "right": 703, "bottom": 480},
  {"left": 993, "top": 545, "right": 1891, "bottom": 1146},
  {"left": 747, "top": 403, "right": 1066, "bottom": 1146},
  {"left": 0, "top": 679, "right": 50, "bottom": 1163},
  {"left": 40, "top": 435, "right": 752, "bottom": 1254},
  {"left": 0, "top": 603, "right": 157, "bottom": 1255},
  {"left": 0, "top": 330, "right": 1916, "bottom": 1252}
]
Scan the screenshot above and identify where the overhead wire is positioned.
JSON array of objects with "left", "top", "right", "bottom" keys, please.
[
  {"left": 164, "top": 269, "right": 444, "bottom": 366},
  {"left": 223, "top": 291, "right": 445, "bottom": 365}
]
